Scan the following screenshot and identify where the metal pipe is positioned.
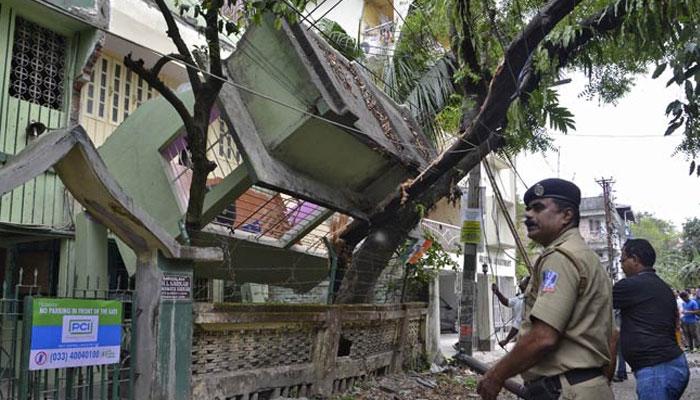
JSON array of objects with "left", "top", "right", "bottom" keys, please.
[{"left": 454, "top": 353, "right": 529, "bottom": 399}]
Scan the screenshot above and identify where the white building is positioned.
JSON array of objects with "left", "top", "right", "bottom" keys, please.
[{"left": 580, "top": 196, "right": 635, "bottom": 281}]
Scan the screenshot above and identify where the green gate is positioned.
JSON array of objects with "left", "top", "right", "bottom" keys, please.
[{"left": 0, "top": 269, "right": 134, "bottom": 399}]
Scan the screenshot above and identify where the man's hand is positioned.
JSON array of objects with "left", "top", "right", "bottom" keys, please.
[
  {"left": 476, "top": 370, "right": 504, "bottom": 400},
  {"left": 491, "top": 283, "right": 499, "bottom": 293}
]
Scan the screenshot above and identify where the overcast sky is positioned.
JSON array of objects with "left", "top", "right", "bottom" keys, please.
[{"left": 516, "top": 70, "right": 699, "bottom": 230}]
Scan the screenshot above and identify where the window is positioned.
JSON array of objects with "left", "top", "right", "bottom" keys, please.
[
  {"left": 8, "top": 17, "right": 67, "bottom": 110},
  {"left": 98, "top": 58, "right": 108, "bottom": 117},
  {"left": 111, "top": 63, "right": 121, "bottom": 123},
  {"left": 82, "top": 54, "right": 160, "bottom": 125},
  {"left": 589, "top": 219, "right": 602, "bottom": 235}
]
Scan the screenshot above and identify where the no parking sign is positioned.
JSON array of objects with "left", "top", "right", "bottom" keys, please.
[{"left": 28, "top": 298, "right": 122, "bottom": 370}]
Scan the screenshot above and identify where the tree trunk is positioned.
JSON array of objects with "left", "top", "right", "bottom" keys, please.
[{"left": 333, "top": 0, "right": 584, "bottom": 303}]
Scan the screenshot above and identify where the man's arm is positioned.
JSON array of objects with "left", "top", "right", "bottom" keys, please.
[
  {"left": 605, "top": 329, "right": 619, "bottom": 381},
  {"left": 498, "top": 327, "right": 519, "bottom": 348},
  {"left": 491, "top": 283, "right": 510, "bottom": 307},
  {"left": 476, "top": 318, "right": 560, "bottom": 400}
]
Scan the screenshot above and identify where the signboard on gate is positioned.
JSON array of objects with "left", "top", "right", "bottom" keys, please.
[{"left": 29, "top": 298, "right": 122, "bottom": 370}]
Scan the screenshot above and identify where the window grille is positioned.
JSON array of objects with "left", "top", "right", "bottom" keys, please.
[
  {"left": 8, "top": 17, "right": 67, "bottom": 110},
  {"left": 217, "top": 118, "right": 240, "bottom": 163}
]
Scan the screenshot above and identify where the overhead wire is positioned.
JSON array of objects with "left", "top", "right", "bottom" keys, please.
[{"left": 35, "top": 0, "right": 597, "bottom": 292}]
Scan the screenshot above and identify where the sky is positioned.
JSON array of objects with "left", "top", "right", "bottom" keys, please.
[{"left": 516, "top": 70, "right": 699, "bottom": 230}]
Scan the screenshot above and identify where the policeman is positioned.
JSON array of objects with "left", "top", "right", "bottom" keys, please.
[{"left": 476, "top": 178, "right": 613, "bottom": 400}]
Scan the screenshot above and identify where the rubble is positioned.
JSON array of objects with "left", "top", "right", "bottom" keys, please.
[{"left": 327, "top": 365, "right": 518, "bottom": 400}]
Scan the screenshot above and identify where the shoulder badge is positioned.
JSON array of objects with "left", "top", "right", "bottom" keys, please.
[
  {"left": 541, "top": 270, "right": 559, "bottom": 293},
  {"left": 533, "top": 183, "right": 545, "bottom": 196}
]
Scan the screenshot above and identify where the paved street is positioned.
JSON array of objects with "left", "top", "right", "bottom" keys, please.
[{"left": 440, "top": 333, "right": 700, "bottom": 399}]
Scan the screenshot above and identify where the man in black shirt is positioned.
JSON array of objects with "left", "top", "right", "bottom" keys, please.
[{"left": 612, "top": 239, "right": 689, "bottom": 400}]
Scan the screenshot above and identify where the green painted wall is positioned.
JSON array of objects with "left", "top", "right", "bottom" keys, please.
[
  {"left": 0, "top": 1, "right": 101, "bottom": 229},
  {"left": 45, "top": 0, "right": 95, "bottom": 8},
  {"left": 57, "top": 238, "right": 76, "bottom": 296},
  {"left": 98, "top": 91, "right": 196, "bottom": 274},
  {"left": 229, "top": 18, "right": 397, "bottom": 194},
  {"left": 99, "top": 92, "right": 195, "bottom": 237},
  {"left": 229, "top": 20, "right": 320, "bottom": 151},
  {"left": 74, "top": 212, "right": 108, "bottom": 294},
  {"left": 0, "top": 3, "right": 70, "bottom": 227}
]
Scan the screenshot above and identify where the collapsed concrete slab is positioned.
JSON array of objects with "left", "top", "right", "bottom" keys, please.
[{"left": 219, "top": 15, "right": 437, "bottom": 219}]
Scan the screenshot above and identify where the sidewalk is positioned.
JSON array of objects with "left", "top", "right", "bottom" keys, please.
[{"left": 440, "top": 333, "right": 508, "bottom": 365}]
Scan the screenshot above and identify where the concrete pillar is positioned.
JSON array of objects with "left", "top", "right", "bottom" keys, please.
[
  {"left": 425, "top": 276, "right": 443, "bottom": 364},
  {"left": 212, "top": 279, "right": 224, "bottom": 302},
  {"left": 57, "top": 239, "right": 75, "bottom": 297},
  {"left": 74, "top": 212, "right": 108, "bottom": 294},
  {"left": 133, "top": 250, "right": 193, "bottom": 400},
  {"left": 476, "top": 273, "right": 493, "bottom": 351},
  {"left": 311, "top": 308, "right": 340, "bottom": 397}
]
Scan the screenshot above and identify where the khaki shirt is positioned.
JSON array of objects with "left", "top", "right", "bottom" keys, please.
[{"left": 519, "top": 228, "right": 613, "bottom": 381}]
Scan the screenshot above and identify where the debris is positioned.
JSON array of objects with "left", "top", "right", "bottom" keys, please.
[
  {"left": 430, "top": 363, "right": 447, "bottom": 374},
  {"left": 415, "top": 377, "right": 437, "bottom": 389}
]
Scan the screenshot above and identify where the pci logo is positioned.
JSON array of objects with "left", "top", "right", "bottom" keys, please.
[{"left": 61, "top": 315, "right": 98, "bottom": 343}]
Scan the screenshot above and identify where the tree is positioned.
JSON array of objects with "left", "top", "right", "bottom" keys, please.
[
  {"left": 332, "top": 0, "right": 700, "bottom": 302},
  {"left": 681, "top": 217, "right": 700, "bottom": 260},
  {"left": 123, "top": 0, "right": 308, "bottom": 234},
  {"left": 630, "top": 212, "right": 684, "bottom": 288},
  {"left": 678, "top": 217, "right": 700, "bottom": 287},
  {"left": 129, "top": 0, "right": 700, "bottom": 303}
]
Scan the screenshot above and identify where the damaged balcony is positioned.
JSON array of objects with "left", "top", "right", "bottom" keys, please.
[{"left": 98, "top": 12, "right": 436, "bottom": 293}]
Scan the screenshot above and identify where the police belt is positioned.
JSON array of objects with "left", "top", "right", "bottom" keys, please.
[{"left": 524, "top": 368, "right": 603, "bottom": 399}]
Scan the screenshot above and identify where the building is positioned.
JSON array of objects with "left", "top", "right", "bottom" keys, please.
[
  {"left": 421, "top": 154, "right": 519, "bottom": 339},
  {"left": 580, "top": 195, "right": 635, "bottom": 280}
]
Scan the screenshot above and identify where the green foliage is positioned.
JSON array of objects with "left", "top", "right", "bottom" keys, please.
[
  {"left": 678, "top": 257, "right": 700, "bottom": 287},
  {"left": 578, "top": 65, "right": 636, "bottom": 105},
  {"left": 399, "top": 234, "right": 459, "bottom": 287},
  {"left": 461, "top": 375, "right": 478, "bottom": 390},
  {"left": 681, "top": 217, "right": 700, "bottom": 260},
  {"left": 380, "top": 1, "right": 458, "bottom": 146},
  {"left": 317, "top": 18, "right": 364, "bottom": 61},
  {"left": 630, "top": 212, "right": 687, "bottom": 288},
  {"left": 177, "top": 0, "right": 310, "bottom": 36},
  {"left": 434, "top": 94, "right": 463, "bottom": 135}
]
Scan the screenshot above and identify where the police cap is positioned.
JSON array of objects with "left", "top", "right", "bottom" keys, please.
[{"left": 523, "top": 178, "right": 581, "bottom": 207}]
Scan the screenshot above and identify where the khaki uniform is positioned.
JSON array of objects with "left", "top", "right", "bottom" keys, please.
[{"left": 520, "top": 228, "right": 614, "bottom": 399}]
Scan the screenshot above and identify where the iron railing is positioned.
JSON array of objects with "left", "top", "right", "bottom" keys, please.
[{"left": 0, "top": 269, "right": 134, "bottom": 399}]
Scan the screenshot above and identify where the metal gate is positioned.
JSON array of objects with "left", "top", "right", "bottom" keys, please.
[{"left": 0, "top": 269, "right": 134, "bottom": 399}]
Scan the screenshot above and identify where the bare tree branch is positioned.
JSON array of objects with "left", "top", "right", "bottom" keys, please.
[
  {"left": 151, "top": 53, "right": 189, "bottom": 78},
  {"left": 124, "top": 54, "right": 194, "bottom": 131},
  {"left": 152, "top": 0, "right": 203, "bottom": 92},
  {"left": 203, "top": 0, "right": 225, "bottom": 94}
]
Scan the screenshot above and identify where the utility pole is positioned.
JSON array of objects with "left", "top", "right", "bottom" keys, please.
[
  {"left": 457, "top": 165, "right": 481, "bottom": 356},
  {"left": 597, "top": 177, "right": 616, "bottom": 280}
]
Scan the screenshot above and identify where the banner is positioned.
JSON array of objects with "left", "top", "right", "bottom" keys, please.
[
  {"left": 406, "top": 238, "right": 433, "bottom": 265},
  {"left": 29, "top": 298, "right": 122, "bottom": 370},
  {"left": 461, "top": 208, "right": 482, "bottom": 244}
]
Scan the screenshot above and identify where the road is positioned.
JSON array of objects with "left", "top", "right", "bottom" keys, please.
[{"left": 440, "top": 333, "right": 700, "bottom": 399}]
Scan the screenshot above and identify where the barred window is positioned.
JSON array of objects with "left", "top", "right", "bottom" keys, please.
[
  {"left": 8, "top": 17, "right": 67, "bottom": 110},
  {"left": 218, "top": 118, "right": 239, "bottom": 162}
]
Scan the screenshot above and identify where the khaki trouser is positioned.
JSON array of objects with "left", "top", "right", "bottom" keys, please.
[{"left": 559, "top": 375, "right": 614, "bottom": 400}]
